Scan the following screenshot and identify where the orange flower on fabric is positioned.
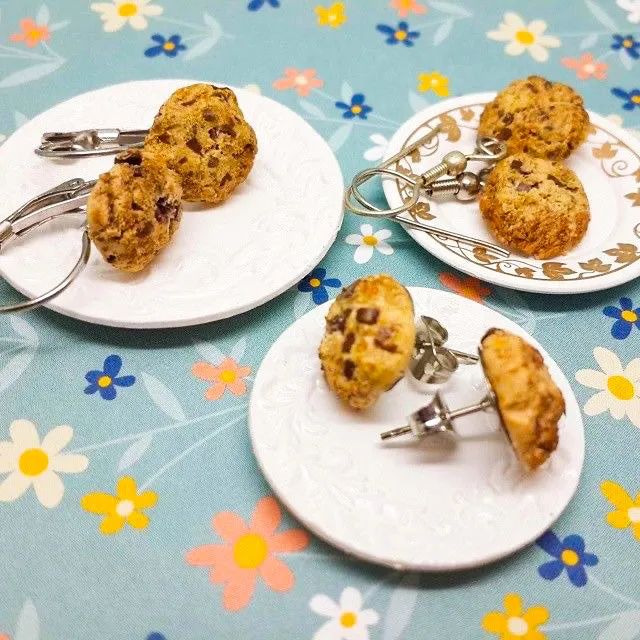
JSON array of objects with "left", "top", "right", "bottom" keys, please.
[
  {"left": 81, "top": 476, "right": 157, "bottom": 535},
  {"left": 482, "top": 593, "right": 549, "bottom": 640},
  {"left": 192, "top": 357, "right": 251, "bottom": 401},
  {"left": 10, "top": 18, "right": 50, "bottom": 47},
  {"left": 439, "top": 272, "right": 492, "bottom": 303},
  {"left": 185, "top": 496, "right": 309, "bottom": 612},
  {"left": 561, "top": 53, "right": 608, "bottom": 80},
  {"left": 391, "top": 0, "right": 427, "bottom": 18},
  {"left": 272, "top": 68, "right": 323, "bottom": 97},
  {"left": 601, "top": 480, "right": 640, "bottom": 540}
]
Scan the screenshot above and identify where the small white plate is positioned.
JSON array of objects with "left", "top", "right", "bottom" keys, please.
[
  {"left": 0, "top": 79, "right": 344, "bottom": 328},
  {"left": 249, "top": 287, "right": 585, "bottom": 571},
  {"left": 382, "top": 93, "right": 640, "bottom": 294}
]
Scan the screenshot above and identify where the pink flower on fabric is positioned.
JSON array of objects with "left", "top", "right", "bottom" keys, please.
[
  {"left": 561, "top": 52, "right": 608, "bottom": 80},
  {"left": 185, "top": 497, "right": 309, "bottom": 611},
  {"left": 272, "top": 68, "right": 323, "bottom": 96},
  {"left": 192, "top": 357, "right": 251, "bottom": 401}
]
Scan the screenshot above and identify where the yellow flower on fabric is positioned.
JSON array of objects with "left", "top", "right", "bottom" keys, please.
[
  {"left": 487, "top": 13, "right": 560, "bottom": 62},
  {"left": 315, "top": 3, "right": 347, "bottom": 28},
  {"left": 482, "top": 593, "right": 549, "bottom": 640},
  {"left": 601, "top": 480, "right": 640, "bottom": 540},
  {"left": 417, "top": 72, "right": 449, "bottom": 97},
  {"left": 81, "top": 476, "right": 157, "bottom": 535}
]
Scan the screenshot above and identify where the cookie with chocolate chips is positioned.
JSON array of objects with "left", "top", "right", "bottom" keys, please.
[
  {"left": 479, "top": 153, "right": 590, "bottom": 259},
  {"left": 86, "top": 149, "right": 183, "bottom": 272},
  {"left": 478, "top": 76, "right": 589, "bottom": 160},
  {"left": 319, "top": 274, "right": 415, "bottom": 410},
  {"left": 144, "top": 83, "right": 257, "bottom": 203}
]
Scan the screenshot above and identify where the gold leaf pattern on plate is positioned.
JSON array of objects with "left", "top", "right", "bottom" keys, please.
[
  {"left": 409, "top": 201, "right": 434, "bottom": 220},
  {"left": 592, "top": 142, "right": 617, "bottom": 159},
  {"left": 460, "top": 107, "right": 474, "bottom": 122},
  {"left": 603, "top": 243, "right": 640, "bottom": 264},
  {"left": 542, "top": 262, "right": 576, "bottom": 280},
  {"left": 438, "top": 114, "right": 461, "bottom": 142},
  {"left": 579, "top": 258, "right": 611, "bottom": 273},
  {"left": 515, "top": 267, "right": 535, "bottom": 278},
  {"left": 472, "top": 247, "right": 499, "bottom": 263},
  {"left": 624, "top": 189, "right": 640, "bottom": 207}
]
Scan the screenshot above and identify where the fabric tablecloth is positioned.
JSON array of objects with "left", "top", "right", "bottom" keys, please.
[{"left": 1, "top": 1, "right": 639, "bottom": 638}]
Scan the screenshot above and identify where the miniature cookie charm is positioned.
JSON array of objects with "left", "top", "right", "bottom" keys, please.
[
  {"left": 478, "top": 76, "right": 589, "bottom": 160},
  {"left": 144, "top": 83, "right": 257, "bottom": 204},
  {"left": 480, "top": 328, "right": 563, "bottom": 470},
  {"left": 86, "top": 149, "right": 183, "bottom": 272},
  {"left": 479, "top": 153, "right": 590, "bottom": 259},
  {"left": 319, "top": 274, "right": 415, "bottom": 410}
]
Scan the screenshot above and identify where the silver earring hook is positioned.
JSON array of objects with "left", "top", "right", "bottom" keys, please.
[
  {"left": 0, "top": 179, "right": 95, "bottom": 313},
  {"left": 35, "top": 129, "right": 147, "bottom": 158}
]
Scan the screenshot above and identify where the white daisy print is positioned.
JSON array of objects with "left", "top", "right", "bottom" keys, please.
[
  {"left": 617, "top": 0, "right": 640, "bottom": 24},
  {"left": 487, "top": 13, "right": 561, "bottom": 62},
  {"left": 310, "top": 587, "right": 379, "bottom": 640},
  {"left": 91, "top": 0, "right": 163, "bottom": 32},
  {"left": 0, "top": 420, "right": 88, "bottom": 508},
  {"left": 363, "top": 133, "right": 389, "bottom": 162},
  {"left": 345, "top": 224, "right": 393, "bottom": 264},
  {"left": 575, "top": 347, "right": 640, "bottom": 427}
]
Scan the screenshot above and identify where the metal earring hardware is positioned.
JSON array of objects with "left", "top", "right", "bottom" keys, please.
[
  {"left": 379, "top": 391, "right": 495, "bottom": 441},
  {"left": 343, "top": 130, "right": 509, "bottom": 257},
  {"left": 0, "top": 178, "right": 95, "bottom": 313},
  {"left": 408, "top": 316, "right": 479, "bottom": 387},
  {"left": 36, "top": 129, "right": 147, "bottom": 158}
]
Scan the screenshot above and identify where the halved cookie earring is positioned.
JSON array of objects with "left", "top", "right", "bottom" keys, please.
[{"left": 382, "top": 328, "right": 566, "bottom": 471}]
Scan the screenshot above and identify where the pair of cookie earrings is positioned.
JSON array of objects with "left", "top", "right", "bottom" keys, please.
[{"left": 389, "top": 318, "right": 496, "bottom": 443}]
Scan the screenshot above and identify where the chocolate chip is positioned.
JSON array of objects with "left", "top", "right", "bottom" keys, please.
[
  {"left": 516, "top": 182, "right": 537, "bottom": 192},
  {"left": 497, "top": 127, "right": 512, "bottom": 141},
  {"left": 186, "top": 137, "right": 203, "bottom": 155},
  {"left": 544, "top": 79, "right": 552, "bottom": 89},
  {"left": 207, "top": 156, "right": 219, "bottom": 168},
  {"left": 158, "top": 132, "right": 172, "bottom": 144},
  {"left": 178, "top": 157, "right": 188, "bottom": 165},
  {"left": 526, "top": 82, "right": 539, "bottom": 93},
  {"left": 220, "top": 173, "right": 232, "bottom": 187},
  {"left": 342, "top": 332, "right": 355, "bottom": 353},
  {"left": 131, "top": 201, "right": 143, "bottom": 211},
  {"left": 106, "top": 254, "right": 116, "bottom": 263},
  {"left": 497, "top": 109, "right": 505, "bottom": 118},
  {"left": 155, "top": 196, "right": 179, "bottom": 224},
  {"left": 202, "top": 108, "right": 217, "bottom": 123},
  {"left": 340, "top": 281, "right": 360, "bottom": 299},
  {"left": 356, "top": 308, "right": 379, "bottom": 324},
  {"left": 547, "top": 174, "right": 577, "bottom": 191},
  {"left": 209, "top": 124, "right": 237, "bottom": 139},
  {"left": 115, "top": 151, "right": 142, "bottom": 165},
  {"left": 502, "top": 113, "right": 514, "bottom": 125},
  {"left": 343, "top": 360, "right": 356, "bottom": 379},
  {"left": 133, "top": 167, "right": 143, "bottom": 178},
  {"left": 510, "top": 159, "right": 531, "bottom": 175},
  {"left": 327, "top": 309, "right": 351, "bottom": 333},
  {"left": 138, "top": 221, "right": 154, "bottom": 237},
  {"left": 547, "top": 150, "right": 559, "bottom": 160},
  {"left": 374, "top": 327, "right": 397, "bottom": 353},
  {"left": 182, "top": 98, "right": 197, "bottom": 106}
]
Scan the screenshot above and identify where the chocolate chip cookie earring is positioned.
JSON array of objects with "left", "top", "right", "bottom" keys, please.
[
  {"left": 409, "top": 316, "right": 479, "bottom": 388},
  {"left": 0, "top": 179, "right": 94, "bottom": 313}
]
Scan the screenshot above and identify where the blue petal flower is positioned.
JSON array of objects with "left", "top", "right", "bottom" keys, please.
[
  {"left": 566, "top": 563, "right": 588, "bottom": 587},
  {"left": 612, "top": 318, "right": 633, "bottom": 339},
  {"left": 603, "top": 305, "right": 622, "bottom": 319},
  {"left": 151, "top": 34, "right": 165, "bottom": 44},
  {"left": 376, "top": 24, "right": 395, "bottom": 35},
  {"left": 310, "top": 267, "right": 327, "bottom": 280},
  {"left": 351, "top": 93, "right": 365, "bottom": 106},
  {"left": 538, "top": 559, "right": 564, "bottom": 581},
  {"left": 298, "top": 279, "right": 315, "bottom": 292},
  {"left": 582, "top": 552, "right": 599, "bottom": 566},
  {"left": 342, "top": 110, "right": 356, "bottom": 119},
  {"left": 398, "top": 21, "right": 409, "bottom": 30},
  {"left": 612, "top": 87, "right": 631, "bottom": 100},
  {"left": 536, "top": 530, "right": 563, "bottom": 557},
  {"left": 114, "top": 375, "right": 136, "bottom": 388},
  {"left": 147, "top": 634, "right": 167, "bottom": 640},
  {"left": 85, "top": 370, "right": 102, "bottom": 384},
  {"left": 335, "top": 100, "right": 350, "bottom": 111},
  {"left": 323, "top": 278, "right": 342, "bottom": 288},
  {"left": 312, "top": 286, "right": 329, "bottom": 305},
  {"left": 99, "top": 384, "right": 117, "bottom": 401},
  {"left": 621, "top": 297, "right": 633, "bottom": 310},
  {"left": 563, "top": 534, "right": 586, "bottom": 554},
  {"left": 103, "top": 355, "right": 123, "bottom": 378},
  {"left": 84, "top": 383, "right": 99, "bottom": 395},
  {"left": 144, "top": 46, "right": 164, "bottom": 57}
]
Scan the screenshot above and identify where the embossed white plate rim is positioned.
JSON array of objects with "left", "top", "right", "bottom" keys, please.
[
  {"left": 249, "top": 287, "right": 585, "bottom": 571},
  {"left": 382, "top": 92, "right": 640, "bottom": 295},
  {"left": 0, "top": 79, "right": 344, "bottom": 328}
]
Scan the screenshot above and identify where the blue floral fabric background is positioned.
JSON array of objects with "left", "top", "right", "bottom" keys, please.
[{"left": 1, "top": 1, "right": 640, "bottom": 639}]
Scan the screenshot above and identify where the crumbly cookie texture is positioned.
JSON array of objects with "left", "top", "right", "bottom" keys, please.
[
  {"left": 480, "top": 328, "right": 563, "bottom": 471},
  {"left": 319, "top": 274, "right": 416, "bottom": 410},
  {"left": 478, "top": 75, "right": 589, "bottom": 160},
  {"left": 86, "top": 149, "right": 183, "bottom": 273},
  {"left": 479, "top": 153, "right": 590, "bottom": 259},
  {"left": 144, "top": 83, "right": 257, "bottom": 203}
]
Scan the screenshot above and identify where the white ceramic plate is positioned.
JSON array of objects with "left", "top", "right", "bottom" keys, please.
[
  {"left": 0, "top": 79, "right": 344, "bottom": 328},
  {"left": 382, "top": 93, "right": 640, "bottom": 294},
  {"left": 249, "top": 287, "right": 585, "bottom": 571}
]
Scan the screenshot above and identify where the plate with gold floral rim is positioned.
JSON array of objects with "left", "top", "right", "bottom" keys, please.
[{"left": 381, "top": 92, "right": 640, "bottom": 295}]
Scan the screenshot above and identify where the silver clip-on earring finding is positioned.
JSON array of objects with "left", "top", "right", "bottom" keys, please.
[
  {"left": 0, "top": 179, "right": 95, "bottom": 313},
  {"left": 36, "top": 129, "right": 147, "bottom": 158}
]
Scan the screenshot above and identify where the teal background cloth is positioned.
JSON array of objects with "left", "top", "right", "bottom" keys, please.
[{"left": 1, "top": 1, "right": 640, "bottom": 638}]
